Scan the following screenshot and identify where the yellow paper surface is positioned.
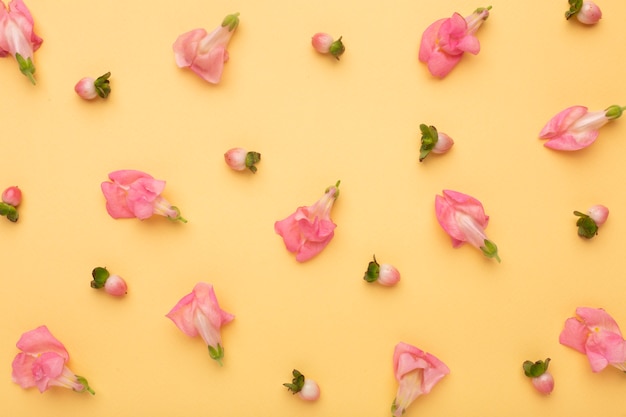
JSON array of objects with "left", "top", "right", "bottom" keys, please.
[{"left": 2, "top": 1, "right": 626, "bottom": 416}]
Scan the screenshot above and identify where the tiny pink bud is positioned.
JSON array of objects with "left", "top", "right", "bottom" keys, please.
[
  {"left": 2, "top": 186, "right": 22, "bottom": 207},
  {"left": 432, "top": 132, "right": 454, "bottom": 155},
  {"left": 74, "top": 77, "right": 98, "bottom": 100},
  {"left": 587, "top": 204, "right": 609, "bottom": 226},
  {"left": 311, "top": 33, "right": 334, "bottom": 54},
  {"left": 532, "top": 373, "right": 554, "bottom": 395},
  {"left": 577, "top": 1, "right": 602, "bottom": 24},
  {"left": 298, "top": 379, "right": 320, "bottom": 401},
  {"left": 224, "top": 147, "right": 261, "bottom": 173},
  {"left": 378, "top": 264, "right": 401, "bottom": 286},
  {"left": 104, "top": 274, "right": 127, "bottom": 296}
]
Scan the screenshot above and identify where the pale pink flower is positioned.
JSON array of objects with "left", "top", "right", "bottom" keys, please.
[
  {"left": 418, "top": 6, "right": 491, "bottom": 78},
  {"left": 363, "top": 255, "right": 401, "bottom": 286},
  {"left": 224, "top": 147, "right": 261, "bottom": 173},
  {"left": 311, "top": 32, "right": 345, "bottom": 59},
  {"left": 11, "top": 326, "right": 94, "bottom": 394},
  {"left": 435, "top": 189, "right": 500, "bottom": 262},
  {"left": 0, "top": 0, "right": 42, "bottom": 84},
  {"left": 101, "top": 170, "right": 187, "bottom": 222},
  {"left": 559, "top": 307, "right": 626, "bottom": 372},
  {"left": 166, "top": 282, "right": 234, "bottom": 365},
  {"left": 391, "top": 342, "right": 450, "bottom": 417},
  {"left": 419, "top": 124, "right": 454, "bottom": 161},
  {"left": 574, "top": 204, "right": 608, "bottom": 239},
  {"left": 539, "top": 105, "right": 625, "bottom": 151},
  {"left": 274, "top": 181, "right": 340, "bottom": 262},
  {"left": 566, "top": 0, "right": 602, "bottom": 24},
  {"left": 173, "top": 13, "right": 239, "bottom": 84},
  {"left": 74, "top": 72, "right": 111, "bottom": 100}
]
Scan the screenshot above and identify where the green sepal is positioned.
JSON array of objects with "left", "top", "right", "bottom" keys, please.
[
  {"left": 565, "top": 0, "right": 582, "bottom": 19},
  {"left": 363, "top": 255, "right": 380, "bottom": 283},
  {"left": 283, "top": 369, "right": 305, "bottom": 393},
  {"left": 523, "top": 358, "right": 550, "bottom": 378},
  {"left": 480, "top": 239, "right": 501, "bottom": 263},
  {"left": 329, "top": 37, "right": 345, "bottom": 60},
  {"left": 0, "top": 202, "right": 18, "bottom": 222},
  {"left": 91, "top": 267, "right": 110, "bottom": 289},
  {"left": 222, "top": 13, "right": 240, "bottom": 31},
  {"left": 167, "top": 206, "right": 188, "bottom": 223},
  {"left": 245, "top": 151, "right": 261, "bottom": 173},
  {"left": 75, "top": 375, "right": 95, "bottom": 395},
  {"left": 94, "top": 72, "right": 111, "bottom": 98},
  {"left": 324, "top": 180, "right": 341, "bottom": 199},
  {"left": 574, "top": 211, "right": 598, "bottom": 239},
  {"left": 604, "top": 105, "right": 625, "bottom": 120},
  {"left": 15, "top": 53, "right": 36, "bottom": 85},
  {"left": 419, "top": 124, "right": 439, "bottom": 162},
  {"left": 208, "top": 343, "right": 224, "bottom": 366}
]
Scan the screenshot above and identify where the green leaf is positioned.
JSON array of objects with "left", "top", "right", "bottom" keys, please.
[
  {"left": 363, "top": 255, "right": 380, "bottom": 282},
  {"left": 91, "top": 267, "right": 109, "bottom": 288},
  {"left": 419, "top": 124, "right": 438, "bottom": 162}
]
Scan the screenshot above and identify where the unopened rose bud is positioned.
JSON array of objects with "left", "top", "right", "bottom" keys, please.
[
  {"left": 574, "top": 204, "right": 608, "bottom": 239},
  {"left": 104, "top": 274, "right": 128, "bottom": 296},
  {"left": 2, "top": 186, "right": 22, "bottom": 207},
  {"left": 311, "top": 33, "right": 345, "bottom": 60},
  {"left": 74, "top": 72, "right": 111, "bottom": 100},
  {"left": 577, "top": 1, "right": 602, "bottom": 24},
  {"left": 363, "top": 255, "right": 401, "bottom": 286},
  {"left": 224, "top": 147, "right": 261, "bottom": 173}
]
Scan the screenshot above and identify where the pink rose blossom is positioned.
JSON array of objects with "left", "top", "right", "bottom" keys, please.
[
  {"left": 274, "top": 181, "right": 340, "bottom": 262},
  {"left": 566, "top": 0, "right": 602, "bottom": 24},
  {"left": 418, "top": 6, "right": 491, "bottom": 78},
  {"left": 391, "top": 342, "right": 450, "bottom": 417},
  {"left": 539, "top": 105, "right": 625, "bottom": 151},
  {"left": 101, "top": 170, "right": 187, "bottom": 223},
  {"left": 363, "top": 255, "right": 401, "bottom": 286},
  {"left": 419, "top": 124, "right": 454, "bottom": 161},
  {"left": 11, "top": 326, "right": 94, "bottom": 394},
  {"left": 173, "top": 13, "right": 239, "bottom": 84},
  {"left": 573, "top": 204, "right": 608, "bottom": 239},
  {"left": 166, "top": 282, "right": 234, "bottom": 365},
  {"left": 74, "top": 72, "right": 111, "bottom": 100},
  {"left": 311, "top": 32, "right": 345, "bottom": 59},
  {"left": 559, "top": 307, "right": 626, "bottom": 372},
  {"left": 0, "top": 0, "right": 42, "bottom": 84},
  {"left": 435, "top": 189, "right": 500, "bottom": 262},
  {"left": 224, "top": 147, "right": 261, "bottom": 173}
]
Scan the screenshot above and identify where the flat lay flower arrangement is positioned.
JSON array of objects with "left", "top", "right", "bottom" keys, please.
[{"left": 2, "top": 0, "right": 626, "bottom": 416}]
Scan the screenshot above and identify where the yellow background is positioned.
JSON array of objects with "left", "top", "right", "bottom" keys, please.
[{"left": 2, "top": 0, "right": 626, "bottom": 416}]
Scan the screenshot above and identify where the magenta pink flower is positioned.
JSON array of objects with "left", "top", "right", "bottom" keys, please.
[
  {"left": 566, "top": 0, "right": 602, "bottom": 24},
  {"left": 311, "top": 32, "right": 345, "bottom": 60},
  {"left": 539, "top": 105, "right": 625, "bottom": 151},
  {"left": 435, "top": 189, "right": 500, "bottom": 262},
  {"left": 11, "top": 326, "right": 94, "bottom": 394},
  {"left": 166, "top": 282, "right": 234, "bottom": 365},
  {"left": 391, "top": 342, "right": 450, "bottom": 417},
  {"left": 74, "top": 72, "right": 111, "bottom": 100},
  {"left": 559, "top": 307, "right": 626, "bottom": 372},
  {"left": 173, "top": 13, "right": 239, "bottom": 84},
  {"left": 274, "top": 181, "right": 340, "bottom": 262},
  {"left": 101, "top": 170, "right": 187, "bottom": 222},
  {"left": 418, "top": 6, "right": 491, "bottom": 78},
  {"left": 0, "top": 0, "right": 42, "bottom": 84}
]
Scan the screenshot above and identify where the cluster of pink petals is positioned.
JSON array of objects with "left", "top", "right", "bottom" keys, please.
[
  {"left": 101, "top": 170, "right": 186, "bottom": 222},
  {"left": 559, "top": 307, "right": 626, "bottom": 372},
  {"left": 391, "top": 342, "right": 450, "bottom": 417},
  {"left": 0, "top": 0, "right": 42, "bottom": 84},
  {"left": 418, "top": 6, "right": 490, "bottom": 78},
  {"left": 173, "top": 13, "right": 239, "bottom": 84},
  {"left": 435, "top": 189, "right": 500, "bottom": 262},
  {"left": 166, "top": 282, "right": 234, "bottom": 365},
  {"left": 11, "top": 326, "right": 94, "bottom": 394},
  {"left": 274, "top": 182, "right": 340, "bottom": 262},
  {"left": 539, "top": 105, "right": 624, "bottom": 151}
]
